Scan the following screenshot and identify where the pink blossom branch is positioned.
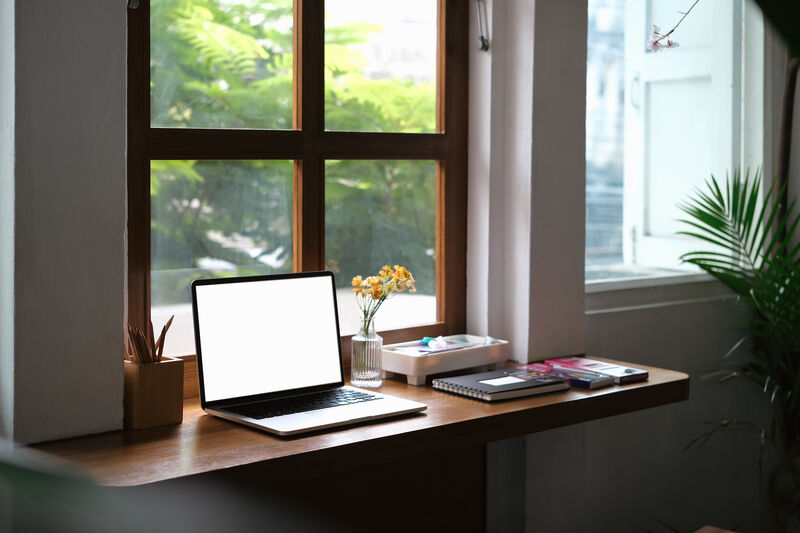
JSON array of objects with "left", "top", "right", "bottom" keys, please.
[{"left": 648, "top": 0, "right": 700, "bottom": 52}]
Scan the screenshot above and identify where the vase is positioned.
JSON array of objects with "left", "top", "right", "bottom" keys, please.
[{"left": 351, "top": 317, "right": 383, "bottom": 388}]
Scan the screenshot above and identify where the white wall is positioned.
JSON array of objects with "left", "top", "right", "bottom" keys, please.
[
  {"left": 8, "top": 1, "right": 126, "bottom": 443},
  {"left": 467, "top": 0, "right": 585, "bottom": 362},
  {"left": 0, "top": 0, "right": 12, "bottom": 524},
  {"left": 527, "top": 0, "right": 586, "bottom": 358},
  {"left": 524, "top": 297, "right": 769, "bottom": 532},
  {"left": 466, "top": 0, "right": 495, "bottom": 338},
  {"left": 0, "top": 0, "right": 15, "bottom": 440}
]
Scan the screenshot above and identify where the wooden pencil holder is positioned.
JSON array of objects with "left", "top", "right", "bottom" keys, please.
[{"left": 123, "top": 357, "right": 184, "bottom": 429}]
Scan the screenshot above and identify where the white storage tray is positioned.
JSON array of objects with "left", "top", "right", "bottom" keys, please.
[{"left": 382, "top": 334, "right": 509, "bottom": 386}]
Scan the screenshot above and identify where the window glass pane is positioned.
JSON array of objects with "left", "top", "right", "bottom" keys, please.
[
  {"left": 325, "top": 160, "right": 436, "bottom": 335},
  {"left": 585, "top": 0, "right": 763, "bottom": 282},
  {"left": 586, "top": 0, "right": 626, "bottom": 279},
  {"left": 150, "top": 0, "right": 293, "bottom": 129},
  {"left": 151, "top": 160, "right": 293, "bottom": 355},
  {"left": 324, "top": 1, "right": 437, "bottom": 133}
]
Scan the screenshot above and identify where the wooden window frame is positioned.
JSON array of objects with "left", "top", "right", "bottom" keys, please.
[{"left": 127, "top": 0, "right": 468, "bottom": 354}]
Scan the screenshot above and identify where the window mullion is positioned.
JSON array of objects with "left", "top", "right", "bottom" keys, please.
[
  {"left": 128, "top": 0, "right": 151, "bottom": 333},
  {"left": 294, "top": 0, "right": 325, "bottom": 272},
  {"left": 439, "top": 0, "right": 468, "bottom": 331}
]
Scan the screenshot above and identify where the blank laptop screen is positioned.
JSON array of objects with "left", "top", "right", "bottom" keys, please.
[{"left": 194, "top": 275, "right": 343, "bottom": 402}]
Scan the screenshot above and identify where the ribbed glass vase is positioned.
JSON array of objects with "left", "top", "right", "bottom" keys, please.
[{"left": 351, "top": 317, "right": 383, "bottom": 388}]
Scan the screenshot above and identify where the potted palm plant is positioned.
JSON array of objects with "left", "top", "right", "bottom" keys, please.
[{"left": 679, "top": 169, "right": 800, "bottom": 529}]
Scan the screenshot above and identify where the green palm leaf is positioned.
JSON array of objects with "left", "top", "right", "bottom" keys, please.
[{"left": 678, "top": 168, "right": 800, "bottom": 457}]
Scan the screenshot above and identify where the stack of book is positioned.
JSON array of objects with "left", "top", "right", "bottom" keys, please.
[
  {"left": 432, "top": 356, "right": 648, "bottom": 401},
  {"left": 522, "top": 362, "right": 615, "bottom": 390},
  {"left": 543, "top": 356, "right": 648, "bottom": 385}
]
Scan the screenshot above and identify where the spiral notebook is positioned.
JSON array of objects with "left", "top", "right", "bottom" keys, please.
[{"left": 432, "top": 368, "right": 568, "bottom": 401}]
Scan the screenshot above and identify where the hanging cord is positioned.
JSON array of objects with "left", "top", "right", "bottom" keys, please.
[
  {"left": 476, "top": 0, "right": 489, "bottom": 51},
  {"left": 776, "top": 55, "right": 799, "bottom": 239}
]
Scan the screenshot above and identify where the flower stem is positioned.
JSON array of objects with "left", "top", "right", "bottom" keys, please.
[{"left": 659, "top": 0, "right": 699, "bottom": 41}]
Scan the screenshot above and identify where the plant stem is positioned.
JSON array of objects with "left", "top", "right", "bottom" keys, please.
[
  {"left": 654, "top": 0, "right": 700, "bottom": 45},
  {"left": 670, "top": 0, "right": 700, "bottom": 35}
]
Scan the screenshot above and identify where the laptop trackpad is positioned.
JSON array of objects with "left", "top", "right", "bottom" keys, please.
[
  {"left": 261, "top": 405, "right": 370, "bottom": 434},
  {"left": 261, "top": 411, "right": 325, "bottom": 433},
  {"left": 306, "top": 402, "right": 378, "bottom": 422}
]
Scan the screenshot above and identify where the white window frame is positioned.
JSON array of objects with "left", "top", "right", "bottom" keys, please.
[{"left": 586, "top": 0, "right": 777, "bottom": 311}]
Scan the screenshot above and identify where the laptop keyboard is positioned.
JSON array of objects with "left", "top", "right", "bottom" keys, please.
[{"left": 225, "top": 389, "right": 381, "bottom": 420}]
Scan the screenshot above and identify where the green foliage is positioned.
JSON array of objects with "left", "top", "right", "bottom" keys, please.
[
  {"left": 679, "top": 169, "right": 800, "bottom": 525},
  {"left": 325, "top": 160, "right": 435, "bottom": 295},
  {"left": 325, "top": 76, "right": 436, "bottom": 133},
  {"left": 150, "top": 0, "right": 437, "bottom": 304},
  {"left": 151, "top": 159, "right": 294, "bottom": 305},
  {"left": 150, "top": 0, "right": 294, "bottom": 129}
]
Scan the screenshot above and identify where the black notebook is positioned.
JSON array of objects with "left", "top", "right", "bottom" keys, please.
[{"left": 432, "top": 368, "right": 568, "bottom": 401}]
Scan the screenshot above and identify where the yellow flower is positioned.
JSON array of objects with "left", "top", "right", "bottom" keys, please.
[
  {"left": 351, "top": 275, "right": 363, "bottom": 293},
  {"left": 353, "top": 265, "right": 416, "bottom": 317},
  {"left": 393, "top": 266, "right": 410, "bottom": 281}
]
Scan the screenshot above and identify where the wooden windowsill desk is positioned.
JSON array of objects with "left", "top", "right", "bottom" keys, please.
[{"left": 33, "top": 359, "right": 689, "bottom": 487}]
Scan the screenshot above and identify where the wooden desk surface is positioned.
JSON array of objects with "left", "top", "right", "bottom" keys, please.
[{"left": 33, "top": 360, "right": 689, "bottom": 487}]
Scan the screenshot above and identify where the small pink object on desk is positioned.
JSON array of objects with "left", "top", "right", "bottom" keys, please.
[{"left": 544, "top": 355, "right": 649, "bottom": 384}]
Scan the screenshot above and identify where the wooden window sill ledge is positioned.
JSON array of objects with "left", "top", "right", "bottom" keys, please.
[{"left": 32, "top": 359, "right": 689, "bottom": 487}]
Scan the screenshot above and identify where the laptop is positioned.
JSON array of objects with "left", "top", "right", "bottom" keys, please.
[{"left": 191, "top": 271, "right": 427, "bottom": 436}]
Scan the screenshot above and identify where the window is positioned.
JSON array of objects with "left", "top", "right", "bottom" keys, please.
[
  {"left": 128, "top": 0, "right": 467, "bottom": 355},
  {"left": 586, "top": 0, "right": 764, "bottom": 283}
]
